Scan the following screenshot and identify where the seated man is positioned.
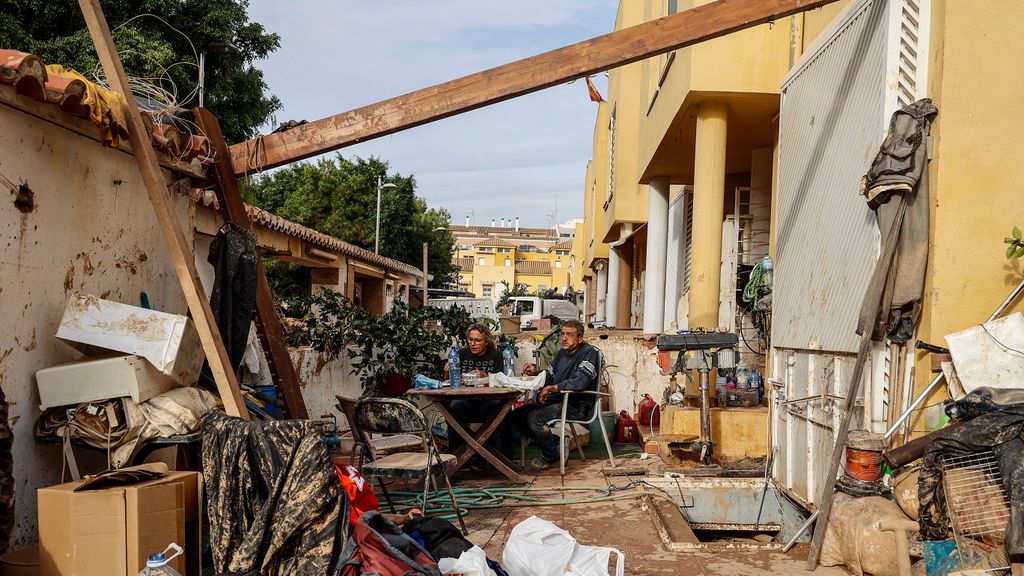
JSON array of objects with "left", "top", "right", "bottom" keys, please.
[
  {"left": 445, "top": 323, "right": 503, "bottom": 452},
  {"left": 503, "top": 320, "right": 599, "bottom": 471}
]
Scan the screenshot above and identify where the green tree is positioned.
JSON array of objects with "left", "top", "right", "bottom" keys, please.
[
  {"left": 0, "top": 0, "right": 281, "bottom": 143},
  {"left": 496, "top": 280, "right": 530, "bottom": 310},
  {"left": 245, "top": 155, "right": 458, "bottom": 286}
]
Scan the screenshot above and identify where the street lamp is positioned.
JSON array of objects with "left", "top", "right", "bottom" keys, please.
[{"left": 374, "top": 176, "right": 398, "bottom": 254}]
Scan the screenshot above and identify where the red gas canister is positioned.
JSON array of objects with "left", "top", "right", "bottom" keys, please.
[
  {"left": 637, "top": 394, "right": 660, "bottom": 427},
  {"left": 615, "top": 410, "right": 639, "bottom": 443}
]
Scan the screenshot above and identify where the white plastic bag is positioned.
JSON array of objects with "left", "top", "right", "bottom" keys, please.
[
  {"left": 490, "top": 372, "right": 546, "bottom": 391},
  {"left": 502, "top": 516, "right": 576, "bottom": 576},
  {"left": 502, "top": 516, "right": 624, "bottom": 576},
  {"left": 438, "top": 546, "right": 497, "bottom": 576},
  {"left": 566, "top": 544, "right": 624, "bottom": 576}
]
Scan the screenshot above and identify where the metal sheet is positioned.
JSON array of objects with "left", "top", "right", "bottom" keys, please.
[{"left": 772, "top": 0, "right": 888, "bottom": 353}]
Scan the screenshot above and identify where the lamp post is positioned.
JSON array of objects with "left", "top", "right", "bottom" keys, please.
[{"left": 374, "top": 176, "right": 398, "bottom": 254}]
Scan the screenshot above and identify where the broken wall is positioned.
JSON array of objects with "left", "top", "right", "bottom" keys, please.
[{"left": 0, "top": 101, "right": 198, "bottom": 547}]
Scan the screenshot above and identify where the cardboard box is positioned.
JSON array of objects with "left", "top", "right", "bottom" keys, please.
[
  {"left": 57, "top": 294, "right": 204, "bottom": 386},
  {"left": 38, "top": 466, "right": 201, "bottom": 576},
  {"left": 36, "top": 354, "right": 179, "bottom": 409}
]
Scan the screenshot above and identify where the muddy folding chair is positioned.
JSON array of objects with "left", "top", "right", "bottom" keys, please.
[{"left": 351, "top": 397, "right": 467, "bottom": 534}]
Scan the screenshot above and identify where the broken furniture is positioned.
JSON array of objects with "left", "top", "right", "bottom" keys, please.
[
  {"left": 351, "top": 397, "right": 467, "bottom": 533},
  {"left": 657, "top": 331, "right": 739, "bottom": 465},
  {"left": 335, "top": 394, "right": 421, "bottom": 461},
  {"left": 407, "top": 387, "right": 528, "bottom": 484}
]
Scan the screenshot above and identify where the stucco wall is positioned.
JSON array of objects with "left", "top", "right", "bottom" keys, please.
[{"left": 0, "top": 103, "right": 198, "bottom": 547}]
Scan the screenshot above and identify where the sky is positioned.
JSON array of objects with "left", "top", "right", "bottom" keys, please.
[{"left": 246, "top": 0, "right": 617, "bottom": 229}]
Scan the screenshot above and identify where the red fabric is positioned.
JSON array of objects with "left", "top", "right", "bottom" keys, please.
[
  {"left": 615, "top": 410, "right": 639, "bottom": 443},
  {"left": 335, "top": 463, "right": 380, "bottom": 525},
  {"left": 340, "top": 512, "right": 438, "bottom": 576}
]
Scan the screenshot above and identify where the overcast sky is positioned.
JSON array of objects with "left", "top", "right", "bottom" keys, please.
[{"left": 246, "top": 1, "right": 616, "bottom": 229}]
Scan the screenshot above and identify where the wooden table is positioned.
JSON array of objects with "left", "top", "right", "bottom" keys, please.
[{"left": 409, "top": 387, "right": 528, "bottom": 484}]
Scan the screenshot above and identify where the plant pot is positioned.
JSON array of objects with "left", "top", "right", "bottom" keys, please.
[{"left": 379, "top": 372, "right": 412, "bottom": 396}]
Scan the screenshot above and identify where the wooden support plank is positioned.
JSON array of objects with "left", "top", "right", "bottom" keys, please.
[
  {"left": 228, "top": 0, "right": 841, "bottom": 176},
  {"left": 77, "top": 0, "right": 248, "bottom": 419},
  {"left": 192, "top": 107, "right": 309, "bottom": 420}
]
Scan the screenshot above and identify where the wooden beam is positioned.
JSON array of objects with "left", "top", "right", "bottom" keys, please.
[
  {"left": 228, "top": 0, "right": 840, "bottom": 176},
  {"left": 193, "top": 107, "right": 310, "bottom": 420},
  {"left": 78, "top": 0, "right": 249, "bottom": 419}
]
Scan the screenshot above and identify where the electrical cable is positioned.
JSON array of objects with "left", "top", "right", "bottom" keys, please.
[{"left": 979, "top": 323, "right": 1024, "bottom": 357}]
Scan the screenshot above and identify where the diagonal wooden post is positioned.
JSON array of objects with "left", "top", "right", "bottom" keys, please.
[{"left": 78, "top": 0, "right": 249, "bottom": 419}]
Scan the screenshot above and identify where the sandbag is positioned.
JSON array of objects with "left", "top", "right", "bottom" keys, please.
[{"left": 820, "top": 493, "right": 909, "bottom": 576}]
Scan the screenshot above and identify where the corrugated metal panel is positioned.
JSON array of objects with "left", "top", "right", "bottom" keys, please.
[{"left": 773, "top": 0, "right": 889, "bottom": 353}]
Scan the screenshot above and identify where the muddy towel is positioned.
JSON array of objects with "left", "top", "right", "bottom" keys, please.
[{"left": 201, "top": 412, "right": 344, "bottom": 576}]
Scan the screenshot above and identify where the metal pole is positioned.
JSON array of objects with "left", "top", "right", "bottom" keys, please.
[
  {"left": 782, "top": 510, "right": 818, "bottom": 553},
  {"left": 885, "top": 276, "right": 1024, "bottom": 439},
  {"left": 422, "top": 241, "right": 429, "bottom": 305},
  {"left": 198, "top": 51, "right": 205, "bottom": 108},
  {"left": 374, "top": 176, "right": 382, "bottom": 254}
]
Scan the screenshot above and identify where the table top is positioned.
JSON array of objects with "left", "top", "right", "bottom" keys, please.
[{"left": 407, "top": 387, "right": 522, "bottom": 399}]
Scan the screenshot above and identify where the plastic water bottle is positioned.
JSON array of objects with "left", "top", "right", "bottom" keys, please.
[
  {"left": 448, "top": 345, "right": 462, "bottom": 388},
  {"left": 761, "top": 254, "right": 773, "bottom": 286},
  {"left": 747, "top": 370, "right": 762, "bottom": 400},
  {"left": 502, "top": 344, "right": 515, "bottom": 376},
  {"left": 139, "top": 544, "right": 183, "bottom": 576}
]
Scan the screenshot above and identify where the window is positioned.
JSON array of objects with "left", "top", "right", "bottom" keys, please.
[
  {"left": 555, "top": 260, "right": 562, "bottom": 269},
  {"left": 477, "top": 246, "right": 493, "bottom": 253},
  {"left": 459, "top": 283, "right": 469, "bottom": 292},
  {"left": 478, "top": 257, "right": 486, "bottom": 266},
  {"left": 556, "top": 250, "right": 570, "bottom": 256},
  {"left": 504, "top": 258, "right": 511, "bottom": 267},
  {"left": 512, "top": 299, "right": 535, "bottom": 316},
  {"left": 606, "top": 107, "right": 617, "bottom": 207},
  {"left": 482, "top": 283, "right": 493, "bottom": 298},
  {"left": 497, "top": 247, "right": 511, "bottom": 253}
]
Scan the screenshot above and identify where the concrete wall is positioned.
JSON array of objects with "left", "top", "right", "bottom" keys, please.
[{"left": 0, "top": 103, "right": 198, "bottom": 547}]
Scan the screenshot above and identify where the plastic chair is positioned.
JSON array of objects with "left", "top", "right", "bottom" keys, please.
[{"left": 352, "top": 397, "right": 467, "bottom": 534}]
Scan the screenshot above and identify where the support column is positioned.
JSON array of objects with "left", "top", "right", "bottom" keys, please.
[
  {"left": 688, "top": 102, "right": 728, "bottom": 330},
  {"left": 595, "top": 261, "right": 608, "bottom": 323},
  {"left": 644, "top": 176, "right": 670, "bottom": 333},
  {"left": 617, "top": 225, "right": 634, "bottom": 329},
  {"left": 606, "top": 249, "right": 621, "bottom": 329}
]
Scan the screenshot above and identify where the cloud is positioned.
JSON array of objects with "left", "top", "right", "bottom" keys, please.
[{"left": 247, "top": 0, "right": 615, "bottom": 227}]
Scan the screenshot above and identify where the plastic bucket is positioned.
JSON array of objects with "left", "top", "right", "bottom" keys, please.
[
  {"left": 0, "top": 545, "right": 39, "bottom": 576},
  {"left": 588, "top": 411, "right": 616, "bottom": 445}
]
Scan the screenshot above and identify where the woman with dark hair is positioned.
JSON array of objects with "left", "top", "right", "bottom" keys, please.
[{"left": 445, "top": 323, "right": 504, "bottom": 456}]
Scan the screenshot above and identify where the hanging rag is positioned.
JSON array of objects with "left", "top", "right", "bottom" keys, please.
[
  {"left": 207, "top": 223, "right": 259, "bottom": 371},
  {"left": 917, "top": 387, "right": 1024, "bottom": 556},
  {"left": 44, "top": 65, "right": 128, "bottom": 147},
  {"left": 201, "top": 412, "right": 345, "bottom": 576},
  {"left": 859, "top": 98, "right": 937, "bottom": 342}
]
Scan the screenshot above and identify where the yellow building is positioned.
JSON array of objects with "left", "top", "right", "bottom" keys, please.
[{"left": 579, "top": 0, "right": 1024, "bottom": 507}]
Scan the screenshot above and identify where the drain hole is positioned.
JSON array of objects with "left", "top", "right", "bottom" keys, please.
[{"left": 693, "top": 529, "right": 780, "bottom": 544}]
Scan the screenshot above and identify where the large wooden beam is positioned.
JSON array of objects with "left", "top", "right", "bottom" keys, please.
[
  {"left": 229, "top": 0, "right": 840, "bottom": 176},
  {"left": 193, "top": 108, "right": 310, "bottom": 420},
  {"left": 78, "top": 0, "right": 249, "bottom": 419}
]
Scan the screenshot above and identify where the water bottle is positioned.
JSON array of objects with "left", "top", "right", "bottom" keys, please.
[
  {"left": 735, "top": 363, "right": 749, "bottom": 389},
  {"left": 761, "top": 254, "right": 773, "bottom": 286},
  {"left": 448, "top": 345, "right": 461, "bottom": 388},
  {"left": 139, "top": 544, "right": 183, "bottom": 576},
  {"left": 502, "top": 344, "right": 515, "bottom": 376},
  {"left": 746, "top": 370, "right": 762, "bottom": 401}
]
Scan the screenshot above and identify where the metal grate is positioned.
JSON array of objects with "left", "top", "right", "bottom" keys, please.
[{"left": 942, "top": 451, "right": 1010, "bottom": 543}]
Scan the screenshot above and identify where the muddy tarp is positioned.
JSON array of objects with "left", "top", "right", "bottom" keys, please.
[
  {"left": 918, "top": 388, "right": 1024, "bottom": 555},
  {"left": 201, "top": 412, "right": 344, "bottom": 576}
]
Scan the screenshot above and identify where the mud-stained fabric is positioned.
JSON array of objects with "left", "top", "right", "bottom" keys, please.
[
  {"left": 208, "top": 223, "right": 258, "bottom": 371},
  {"left": 201, "top": 412, "right": 345, "bottom": 576},
  {"left": 918, "top": 388, "right": 1024, "bottom": 555}
]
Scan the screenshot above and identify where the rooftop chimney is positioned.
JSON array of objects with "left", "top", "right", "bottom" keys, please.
[
  {"left": 515, "top": 216, "right": 520, "bottom": 233},
  {"left": 491, "top": 218, "right": 496, "bottom": 227},
  {"left": 465, "top": 215, "right": 470, "bottom": 227}
]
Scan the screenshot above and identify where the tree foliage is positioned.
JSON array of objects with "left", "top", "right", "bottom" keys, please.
[
  {"left": 496, "top": 280, "right": 530, "bottom": 310},
  {"left": 245, "top": 155, "right": 458, "bottom": 287},
  {"left": 0, "top": 0, "right": 281, "bottom": 143}
]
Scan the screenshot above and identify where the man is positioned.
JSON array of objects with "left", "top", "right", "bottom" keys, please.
[{"left": 504, "top": 320, "right": 600, "bottom": 471}]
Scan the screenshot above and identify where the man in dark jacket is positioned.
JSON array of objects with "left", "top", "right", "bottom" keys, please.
[{"left": 504, "top": 320, "right": 600, "bottom": 471}]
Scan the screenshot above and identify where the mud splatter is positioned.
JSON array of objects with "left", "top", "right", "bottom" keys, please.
[
  {"left": 64, "top": 264, "right": 75, "bottom": 293},
  {"left": 12, "top": 182, "right": 34, "bottom": 213},
  {"left": 0, "top": 348, "right": 12, "bottom": 364},
  {"left": 76, "top": 251, "right": 95, "bottom": 275},
  {"left": 115, "top": 249, "right": 150, "bottom": 275}
]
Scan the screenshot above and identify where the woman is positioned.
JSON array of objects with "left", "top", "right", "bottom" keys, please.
[{"left": 445, "top": 324, "right": 504, "bottom": 454}]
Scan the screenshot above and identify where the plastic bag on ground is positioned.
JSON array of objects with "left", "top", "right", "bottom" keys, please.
[
  {"left": 502, "top": 515, "right": 623, "bottom": 576},
  {"left": 502, "top": 516, "right": 575, "bottom": 576},
  {"left": 438, "top": 546, "right": 497, "bottom": 576}
]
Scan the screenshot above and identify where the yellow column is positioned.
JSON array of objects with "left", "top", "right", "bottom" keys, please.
[{"left": 688, "top": 102, "right": 728, "bottom": 330}]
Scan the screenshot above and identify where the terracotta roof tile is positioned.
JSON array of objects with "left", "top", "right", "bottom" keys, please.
[
  {"left": 0, "top": 49, "right": 212, "bottom": 164},
  {"left": 473, "top": 237, "right": 516, "bottom": 248},
  {"left": 552, "top": 240, "right": 573, "bottom": 250},
  {"left": 515, "top": 261, "right": 552, "bottom": 275}
]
